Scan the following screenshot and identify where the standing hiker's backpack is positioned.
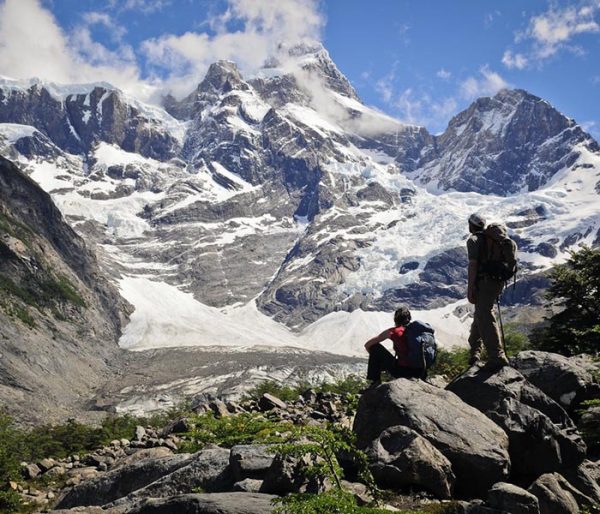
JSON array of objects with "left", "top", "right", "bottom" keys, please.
[
  {"left": 404, "top": 321, "right": 437, "bottom": 369},
  {"left": 479, "top": 223, "right": 518, "bottom": 282}
]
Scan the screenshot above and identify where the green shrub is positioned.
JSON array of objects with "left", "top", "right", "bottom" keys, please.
[
  {"left": 179, "top": 412, "right": 293, "bottom": 452},
  {"left": 429, "top": 347, "right": 470, "bottom": 380},
  {"left": 273, "top": 489, "right": 395, "bottom": 514},
  {"left": 0, "top": 413, "right": 24, "bottom": 513}
]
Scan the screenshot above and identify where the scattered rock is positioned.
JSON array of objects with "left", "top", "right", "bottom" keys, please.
[
  {"left": 353, "top": 378, "right": 510, "bottom": 497},
  {"left": 21, "top": 462, "right": 41, "bottom": 480},
  {"left": 528, "top": 472, "right": 595, "bottom": 514},
  {"left": 258, "top": 393, "right": 287, "bottom": 411},
  {"left": 135, "top": 426, "right": 146, "bottom": 442},
  {"left": 365, "top": 425, "right": 455, "bottom": 499},
  {"left": 487, "top": 482, "right": 539, "bottom": 514}
]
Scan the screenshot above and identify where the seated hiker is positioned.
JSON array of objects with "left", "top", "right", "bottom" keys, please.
[{"left": 363, "top": 305, "right": 436, "bottom": 388}]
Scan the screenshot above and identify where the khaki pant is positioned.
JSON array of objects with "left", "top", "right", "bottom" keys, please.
[{"left": 469, "top": 277, "right": 508, "bottom": 365}]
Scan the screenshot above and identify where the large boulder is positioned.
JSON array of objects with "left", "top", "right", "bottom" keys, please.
[
  {"left": 229, "top": 445, "right": 276, "bottom": 481},
  {"left": 112, "top": 447, "right": 232, "bottom": 505},
  {"left": 486, "top": 482, "right": 539, "bottom": 514},
  {"left": 353, "top": 379, "right": 510, "bottom": 497},
  {"left": 260, "top": 452, "right": 330, "bottom": 495},
  {"left": 121, "top": 492, "right": 276, "bottom": 514},
  {"left": 528, "top": 473, "right": 595, "bottom": 514},
  {"left": 448, "top": 366, "right": 587, "bottom": 483},
  {"left": 365, "top": 425, "right": 455, "bottom": 499},
  {"left": 562, "top": 460, "right": 600, "bottom": 505},
  {"left": 55, "top": 454, "right": 193, "bottom": 508},
  {"left": 511, "top": 351, "right": 600, "bottom": 413}
]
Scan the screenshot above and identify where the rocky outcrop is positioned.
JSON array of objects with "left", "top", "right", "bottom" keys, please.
[
  {"left": 510, "top": 351, "right": 600, "bottom": 413},
  {"left": 0, "top": 156, "right": 130, "bottom": 423},
  {"left": 487, "top": 482, "right": 540, "bottom": 514},
  {"left": 353, "top": 379, "right": 510, "bottom": 497},
  {"left": 528, "top": 473, "right": 594, "bottom": 514},
  {"left": 365, "top": 425, "right": 455, "bottom": 499},
  {"left": 448, "top": 366, "right": 587, "bottom": 483}
]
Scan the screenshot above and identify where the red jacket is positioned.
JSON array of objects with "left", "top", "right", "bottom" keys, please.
[{"left": 388, "top": 326, "right": 408, "bottom": 366}]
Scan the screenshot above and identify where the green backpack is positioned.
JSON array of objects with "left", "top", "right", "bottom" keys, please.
[{"left": 479, "top": 223, "right": 518, "bottom": 281}]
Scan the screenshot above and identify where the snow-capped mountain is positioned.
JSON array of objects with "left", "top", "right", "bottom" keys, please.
[{"left": 1, "top": 43, "right": 599, "bottom": 359}]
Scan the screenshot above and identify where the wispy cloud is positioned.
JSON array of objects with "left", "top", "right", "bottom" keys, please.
[
  {"left": 460, "top": 66, "right": 509, "bottom": 100},
  {"left": 0, "top": 0, "right": 325, "bottom": 101},
  {"left": 436, "top": 68, "right": 451, "bottom": 80},
  {"left": 526, "top": 3, "right": 599, "bottom": 59},
  {"left": 504, "top": 1, "right": 600, "bottom": 69},
  {"left": 108, "top": 0, "right": 170, "bottom": 14},
  {"left": 501, "top": 50, "right": 528, "bottom": 70}
]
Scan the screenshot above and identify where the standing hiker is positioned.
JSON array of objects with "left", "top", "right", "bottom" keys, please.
[
  {"left": 363, "top": 305, "right": 436, "bottom": 389},
  {"left": 466, "top": 213, "right": 517, "bottom": 370}
]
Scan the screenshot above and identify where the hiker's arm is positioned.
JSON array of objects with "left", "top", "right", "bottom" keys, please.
[
  {"left": 467, "top": 259, "right": 478, "bottom": 304},
  {"left": 364, "top": 330, "right": 389, "bottom": 353}
]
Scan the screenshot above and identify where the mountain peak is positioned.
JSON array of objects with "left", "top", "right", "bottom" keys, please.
[{"left": 197, "top": 60, "right": 247, "bottom": 95}]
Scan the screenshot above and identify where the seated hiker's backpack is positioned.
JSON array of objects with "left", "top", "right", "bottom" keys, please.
[
  {"left": 404, "top": 321, "right": 437, "bottom": 369},
  {"left": 479, "top": 223, "right": 518, "bottom": 282}
]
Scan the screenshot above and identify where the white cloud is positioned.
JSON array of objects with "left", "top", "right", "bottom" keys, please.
[
  {"left": 0, "top": 0, "right": 327, "bottom": 102},
  {"left": 108, "top": 0, "right": 170, "bottom": 14},
  {"left": 501, "top": 50, "right": 528, "bottom": 70},
  {"left": 460, "top": 66, "right": 509, "bottom": 100},
  {"left": 436, "top": 68, "right": 451, "bottom": 80},
  {"left": 0, "top": 0, "right": 143, "bottom": 93},
  {"left": 524, "top": 2, "right": 600, "bottom": 59},
  {"left": 140, "top": 0, "right": 325, "bottom": 97}
]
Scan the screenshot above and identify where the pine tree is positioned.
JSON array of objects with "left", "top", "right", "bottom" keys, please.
[{"left": 530, "top": 246, "right": 600, "bottom": 356}]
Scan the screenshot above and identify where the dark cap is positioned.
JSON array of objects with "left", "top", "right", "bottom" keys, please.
[{"left": 468, "top": 213, "right": 486, "bottom": 228}]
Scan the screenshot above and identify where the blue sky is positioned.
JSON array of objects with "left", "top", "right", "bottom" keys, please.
[{"left": 0, "top": 0, "right": 598, "bottom": 138}]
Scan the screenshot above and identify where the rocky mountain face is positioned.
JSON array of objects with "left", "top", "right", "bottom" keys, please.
[
  {"left": 0, "top": 44, "right": 599, "bottom": 341},
  {"left": 0, "top": 155, "right": 131, "bottom": 423}
]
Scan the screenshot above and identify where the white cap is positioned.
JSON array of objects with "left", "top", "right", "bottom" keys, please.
[{"left": 468, "top": 213, "right": 486, "bottom": 228}]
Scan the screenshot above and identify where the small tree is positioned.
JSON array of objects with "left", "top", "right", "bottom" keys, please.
[{"left": 530, "top": 246, "right": 600, "bottom": 356}]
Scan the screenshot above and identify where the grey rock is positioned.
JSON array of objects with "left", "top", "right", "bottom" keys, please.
[
  {"left": 112, "top": 448, "right": 232, "bottom": 505},
  {"left": 562, "top": 460, "right": 600, "bottom": 505},
  {"left": 121, "top": 492, "right": 276, "bottom": 514},
  {"left": 511, "top": 351, "right": 600, "bottom": 412},
  {"left": 134, "top": 426, "right": 146, "bottom": 442},
  {"left": 365, "top": 425, "right": 455, "bottom": 499},
  {"left": 230, "top": 445, "right": 276, "bottom": 481},
  {"left": 528, "top": 473, "right": 591, "bottom": 514},
  {"left": 55, "top": 453, "right": 193, "bottom": 508},
  {"left": 232, "top": 479, "right": 263, "bottom": 493},
  {"left": 112, "top": 448, "right": 174, "bottom": 470},
  {"left": 261, "top": 452, "right": 329, "bottom": 495},
  {"left": 353, "top": 378, "right": 510, "bottom": 497},
  {"left": 447, "top": 366, "right": 586, "bottom": 482},
  {"left": 258, "top": 393, "right": 287, "bottom": 411},
  {"left": 209, "top": 400, "right": 230, "bottom": 418},
  {"left": 21, "top": 463, "right": 41, "bottom": 479},
  {"left": 487, "top": 482, "right": 539, "bottom": 514}
]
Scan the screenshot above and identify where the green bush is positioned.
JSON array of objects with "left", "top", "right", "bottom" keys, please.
[
  {"left": 0, "top": 413, "right": 24, "bottom": 513},
  {"left": 429, "top": 347, "right": 470, "bottom": 380},
  {"left": 273, "top": 490, "right": 394, "bottom": 514},
  {"left": 179, "top": 412, "right": 294, "bottom": 452}
]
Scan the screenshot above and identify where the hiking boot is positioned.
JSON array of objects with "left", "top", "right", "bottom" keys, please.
[
  {"left": 482, "top": 360, "right": 509, "bottom": 373},
  {"left": 468, "top": 356, "right": 482, "bottom": 367},
  {"left": 360, "top": 380, "right": 381, "bottom": 393}
]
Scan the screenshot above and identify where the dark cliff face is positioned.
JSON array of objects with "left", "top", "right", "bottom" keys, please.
[
  {"left": 0, "top": 83, "right": 180, "bottom": 160},
  {"left": 414, "top": 89, "right": 599, "bottom": 195},
  {"left": 0, "top": 156, "right": 130, "bottom": 423}
]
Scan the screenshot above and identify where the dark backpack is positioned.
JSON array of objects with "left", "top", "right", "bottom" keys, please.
[
  {"left": 479, "top": 223, "right": 518, "bottom": 282},
  {"left": 404, "top": 321, "right": 437, "bottom": 369}
]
